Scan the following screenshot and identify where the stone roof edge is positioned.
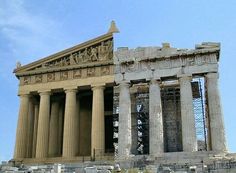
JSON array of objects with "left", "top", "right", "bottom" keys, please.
[
  {"left": 116, "top": 47, "right": 220, "bottom": 64},
  {"left": 14, "top": 32, "right": 113, "bottom": 74}
]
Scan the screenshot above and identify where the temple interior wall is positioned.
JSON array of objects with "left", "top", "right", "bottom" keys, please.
[
  {"left": 104, "top": 87, "right": 114, "bottom": 153},
  {"left": 161, "top": 87, "right": 182, "bottom": 152},
  {"left": 78, "top": 91, "right": 92, "bottom": 156}
]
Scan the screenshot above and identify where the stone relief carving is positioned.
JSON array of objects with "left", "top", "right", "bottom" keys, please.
[
  {"left": 35, "top": 75, "right": 42, "bottom": 83},
  {"left": 23, "top": 76, "right": 30, "bottom": 84},
  {"left": 87, "top": 68, "right": 95, "bottom": 77},
  {"left": 47, "top": 73, "right": 55, "bottom": 82},
  {"left": 101, "top": 66, "right": 110, "bottom": 75},
  {"left": 140, "top": 61, "right": 151, "bottom": 71},
  {"left": 21, "top": 65, "right": 111, "bottom": 85},
  {"left": 61, "top": 71, "right": 68, "bottom": 80},
  {"left": 126, "top": 62, "right": 138, "bottom": 72},
  {"left": 118, "top": 55, "right": 217, "bottom": 74},
  {"left": 73, "top": 69, "right": 82, "bottom": 79},
  {"left": 35, "top": 39, "right": 113, "bottom": 70}
]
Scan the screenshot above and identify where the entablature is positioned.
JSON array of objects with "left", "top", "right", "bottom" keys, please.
[{"left": 114, "top": 42, "right": 220, "bottom": 83}]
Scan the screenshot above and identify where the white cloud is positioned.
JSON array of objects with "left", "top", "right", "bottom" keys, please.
[{"left": 0, "top": 0, "right": 62, "bottom": 62}]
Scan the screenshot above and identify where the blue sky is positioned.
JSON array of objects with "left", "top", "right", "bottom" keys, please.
[{"left": 0, "top": 0, "right": 236, "bottom": 161}]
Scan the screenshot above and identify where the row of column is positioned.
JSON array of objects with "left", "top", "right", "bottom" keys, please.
[
  {"left": 14, "top": 85, "right": 106, "bottom": 159},
  {"left": 117, "top": 73, "right": 227, "bottom": 158}
]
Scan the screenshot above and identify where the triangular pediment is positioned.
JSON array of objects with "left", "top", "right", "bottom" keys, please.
[{"left": 14, "top": 33, "right": 113, "bottom": 76}]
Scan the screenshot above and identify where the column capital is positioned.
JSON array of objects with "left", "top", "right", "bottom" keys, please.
[
  {"left": 38, "top": 90, "right": 51, "bottom": 96},
  {"left": 64, "top": 88, "right": 78, "bottom": 93},
  {"left": 206, "top": 72, "right": 219, "bottom": 79},
  {"left": 91, "top": 83, "right": 105, "bottom": 91},
  {"left": 149, "top": 79, "right": 161, "bottom": 85},
  {"left": 178, "top": 74, "right": 192, "bottom": 81},
  {"left": 118, "top": 81, "right": 130, "bottom": 88}
]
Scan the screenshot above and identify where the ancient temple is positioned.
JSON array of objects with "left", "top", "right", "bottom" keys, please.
[{"left": 13, "top": 22, "right": 232, "bottom": 168}]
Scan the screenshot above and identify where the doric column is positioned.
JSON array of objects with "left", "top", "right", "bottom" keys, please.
[
  {"left": 32, "top": 104, "right": 39, "bottom": 158},
  {"left": 179, "top": 75, "right": 197, "bottom": 152},
  {"left": 149, "top": 79, "right": 164, "bottom": 155},
  {"left": 62, "top": 88, "right": 79, "bottom": 157},
  {"left": 206, "top": 73, "right": 227, "bottom": 152},
  {"left": 26, "top": 98, "right": 35, "bottom": 158},
  {"left": 48, "top": 101, "right": 59, "bottom": 157},
  {"left": 91, "top": 84, "right": 105, "bottom": 157},
  {"left": 14, "top": 94, "right": 30, "bottom": 159},
  {"left": 118, "top": 82, "right": 132, "bottom": 158},
  {"left": 36, "top": 91, "right": 51, "bottom": 158}
]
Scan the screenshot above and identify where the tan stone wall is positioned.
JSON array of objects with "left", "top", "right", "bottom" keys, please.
[{"left": 79, "top": 93, "right": 92, "bottom": 156}]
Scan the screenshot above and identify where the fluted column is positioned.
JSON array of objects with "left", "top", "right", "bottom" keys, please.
[
  {"left": 14, "top": 94, "right": 30, "bottom": 159},
  {"left": 118, "top": 82, "right": 132, "bottom": 158},
  {"left": 149, "top": 79, "right": 164, "bottom": 155},
  {"left": 91, "top": 85, "right": 105, "bottom": 157},
  {"left": 27, "top": 99, "right": 35, "bottom": 158},
  {"left": 32, "top": 104, "right": 39, "bottom": 158},
  {"left": 36, "top": 91, "right": 51, "bottom": 158},
  {"left": 179, "top": 75, "right": 197, "bottom": 152},
  {"left": 62, "top": 89, "right": 79, "bottom": 157},
  {"left": 48, "top": 101, "right": 59, "bottom": 157},
  {"left": 206, "top": 73, "right": 227, "bottom": 152}
]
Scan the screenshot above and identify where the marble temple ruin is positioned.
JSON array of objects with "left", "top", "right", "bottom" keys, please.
[{"left": 11, "top": 22, "right": 235, "bottom": 172}]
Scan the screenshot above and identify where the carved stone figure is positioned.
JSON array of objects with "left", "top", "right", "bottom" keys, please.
[
  {"left": 47, "top": 73, "right": 55, "bottom": 82},
  {"left": 101, "top": 66, "right": 110, "bottom": 75},
  {"left": 35, "top": 75, "right": 42, "bottom": 83},
  {"left": 31, "top": 38, "right": 113, "bottom": 71},
  {"left": 73, "top": 69, "right": 82, "bottom": 78},
  {"left": 69, "top": 54, "right": 76, "bottom": 65},
  {"left": 98, "top": 42, "right": 107, "bottom": 61},
  {"left": 106, "top": 40, "right": 113, "bottom": 60},
  {"left": 61, "top": 71, "right": 68, "bottom": 80},
  {"left": 23, "top": 76, "right": 30, "bottom": 84},
  {"left": 87, "top": 68, "right": 95, "bottom": 77},
  {"left": 90, "top": 47, "right": 98, "bottom": 61}
]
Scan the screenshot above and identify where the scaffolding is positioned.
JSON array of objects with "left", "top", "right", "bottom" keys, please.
[
  {"left": 113, "top": 78, "right": 208, "bottom": 155},
  {"left": 192, "top": 77, "right": 208, "bottom": 151},
  {"left": 135, "top": 90, "right": 149, "bottom": 155},
  {"left": 113, "top": 92, "right": 119, "bottom": 157}
]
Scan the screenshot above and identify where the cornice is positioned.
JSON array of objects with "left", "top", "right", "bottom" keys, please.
[{"left": 16, "top": 60, "right": 113, "bottom": 77}]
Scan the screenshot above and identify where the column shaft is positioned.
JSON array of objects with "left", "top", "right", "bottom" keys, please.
[
  {"left": 36, "top": 91, "right": 51, "bottom": 158},
  {"left": 118, "top": 82, "right": 132, "bottom": 158},
  {"left": 179, "top": 76, "right": 197, "bottom": 152},
  {"left": 62, "top": 89, "right": 79, "bottom": 157},
  {"left": 32, "top": 104, "right": 39, "bottom": 158},
  {"left": 14, "top": 94, "right": 30, "bottom": 159},
  {"left": 206, "top": 73, "right": 227, "bottom": 151},
  {"left": 149, "top": 80, "right": 164, "bottom": 155},
  {"left": 91, "top": 85, "right": 105, "bottom": 157},
  {"left": 27, "top": 99, "right": 35, "bottom": 158},
  {"left": 48, "top": 101, "right": 59, "bottom": 157}
]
